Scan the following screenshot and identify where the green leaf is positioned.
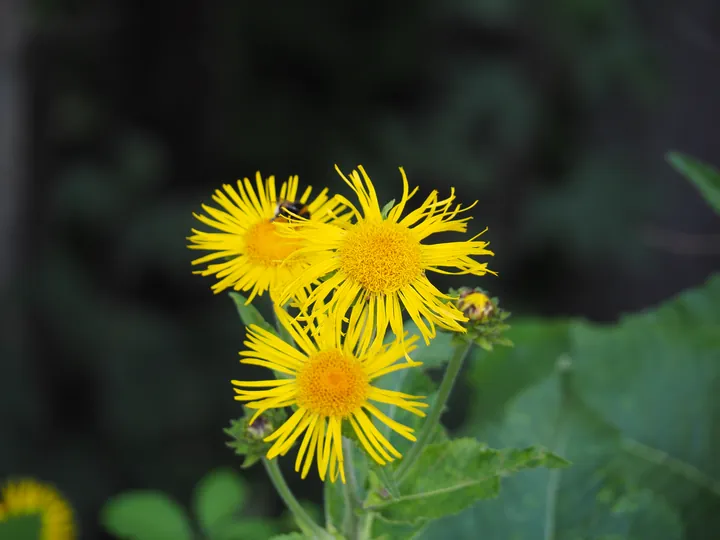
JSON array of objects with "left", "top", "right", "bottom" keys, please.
[
  {"left": 228, "top": 292, "right": 275, "bottom": 335},
  {"left": 464, "top": 319, "right": 572, "bottom": 426},
  {"left": 667, "top": 151, "right": 720, "bottom": 215},
  {"left": 193, "top": 468, "right": 247, "bottom": 535},
  {"left": 210, "top": 517, "right": 281, "bottom": 540},
  {"left": 0, "top": 514, "right": 42, "bottom": 540},
  {"left": 371, "top": 513, "right": 429, "bottom": 540},
  {"left": 569, "top": 273, "right": 720, "bottom": 533},
  {"left": 369, "top": 438, "right": 568, "bottom": 524},
  {"left": 268, "top": 534, "right": 311, "bottom": 540},
  {"left": 425, "top": 370, "right": 684, "bottom": 540},
  {"left": 431, "top": 273, "right": 720, "bottom": 540},
  {"left": 101, "top": 491, "right": 193, "bottom": 540}
]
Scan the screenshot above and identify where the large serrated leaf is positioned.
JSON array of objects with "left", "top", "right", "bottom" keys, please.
[
  {"left": 425, "top": 371, "right": 685, "bottom": 540},
  {"left": 369, "top": 438, "right": 567, "bottom": 525},
  {"left": 667, "top": 152, "right": 720, "bottom": 216},
  {"left": 100, "top": 491, "right": 193, "bottom": 540}
]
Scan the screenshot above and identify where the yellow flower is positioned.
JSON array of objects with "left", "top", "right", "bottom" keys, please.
[
  {"left": 0, "top": 479, "right": 76, "bottom": 540},
  {"left": 188, "top": 172, "right": 345, "bottom": 302},
  {"left": 277, "top": 164, "right": 495, "bottom": 349},
  {"left": 232, "top": 307, "right": 428, "bottom": 483}
]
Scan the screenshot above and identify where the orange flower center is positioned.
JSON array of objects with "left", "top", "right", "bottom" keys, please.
[
  {"left": 339, "top": 221, "right": 422, "bottom": 294},
  {"left": 244, "top": 220, "right": 303, "bottom": 267},
  {"left": 296, "top": 349, "right": 369, "bottom": 417}
]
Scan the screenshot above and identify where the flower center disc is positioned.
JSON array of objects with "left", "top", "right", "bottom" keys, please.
[
  {"left": 340, "top": 222, "right": 422, "bottom": 294},
  {"left": 245, "top": 220, "right": 302, "bottom": 267},
  {"left": 296, "top": 350, "right": 369, "bottom": 417}
]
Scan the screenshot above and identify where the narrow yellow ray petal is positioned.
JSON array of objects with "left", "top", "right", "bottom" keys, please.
[
  {"left": 265, "top": 407, "right": 307, "bottom": 445},
  {"left": 301, "top": 420, "right": 321, "bottom": 479},
  {"left": 355, "top": 408, "right": 402, "bottom": 458},
  {"left": 270, "top": 412, "right": 315, "bottom": 459},
  {"left": 240, "top": 358, "right": 297, "bottom": 376},
  {"left": 349, "top": 414, "right": 386, "bottom": 465},
  {"left": 353, "top": 409, "right": 394, "bottom": 462},
  {"left": 364, "top": 403, "right": 416, "bottom": 441},
  {"left": 316, "top": 419, "right": 328, "bottom": 481},
  {"left": 295, "top": 414, "right": 319, "bottom": 472}
]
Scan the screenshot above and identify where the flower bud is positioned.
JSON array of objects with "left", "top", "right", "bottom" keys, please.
[
  {"left": 247, "top": 415, "right": 274, "bottom": 439},
  {"left": 448, "top": 286, "right": 513, "bottom": 351},
  {"left": 457, "top": 287, "right": 495, "bottom": 322},
  {"left": 225, "top": 407, "right": 287, "bottom": 468}
]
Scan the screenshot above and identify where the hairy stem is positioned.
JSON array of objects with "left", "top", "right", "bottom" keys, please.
[{"left": 395, "top": 341, "right": 474, "bottom": 484}]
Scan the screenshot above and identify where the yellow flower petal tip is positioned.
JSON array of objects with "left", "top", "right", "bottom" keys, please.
[
  {"left": 0, "top": 478, "right": 76, "bottom": 540},
  {"left": 232, "top": 307, "right": 426, "bottom": 483}
]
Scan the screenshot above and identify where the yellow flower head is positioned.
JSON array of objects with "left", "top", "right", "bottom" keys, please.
[
  {"left": 188, "top": 173, "right": 345, "bottom": 302},
  {"left": 277, "top": 165, "right": 495, "bottom": 349},
  {"left": 232, "top": 307, "right": 428, "bottom": 483},
  {"left": 0, "top": 479, "right": 76, "bottom": 540}
]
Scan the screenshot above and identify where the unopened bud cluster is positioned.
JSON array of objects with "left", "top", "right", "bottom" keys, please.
[
  {"left": 225, "top": 407, "right": 287, "bottom": 468},
  {"left": 450, "top": 287, "right": 513, "bottom": 351}
]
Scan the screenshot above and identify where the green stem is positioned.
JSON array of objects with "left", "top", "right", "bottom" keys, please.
[
  {"left": 342, "top": 438, "right": 360, "bottom": 539},
  {"left": 544, "top": 356, "right": 572, "bottom": 540},
  {"left": 263, "top": 458, "right": 331, "bottom": 539},
  {"left": 395, "top": 341, "right": 474, "bottom": 484},
  {"left": 358, "top": 511, "right": 375, "bottom": 540}
]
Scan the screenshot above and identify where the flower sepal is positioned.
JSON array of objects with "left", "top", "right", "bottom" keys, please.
[
  {"left": 448, "top": 287, "right": 513, "bottom": 351},
  {"left": 225, "top": 407, "right": 288, "bottom": 469}
]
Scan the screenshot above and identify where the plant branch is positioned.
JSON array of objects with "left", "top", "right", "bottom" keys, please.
[
  {"left": 395, "top": 341, "right": 474, "bottom": 485},
  {"left": 263, "top": 458, "right": 331, "bottom": 539}
]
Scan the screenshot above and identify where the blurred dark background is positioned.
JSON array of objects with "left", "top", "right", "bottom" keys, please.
[{"left": 1, "top": 0, "right": 720, "bottom": 538}]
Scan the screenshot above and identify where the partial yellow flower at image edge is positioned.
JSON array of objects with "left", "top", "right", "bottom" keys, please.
[{"left": 0, "top": 479, "right": 76, "bottom": 540}]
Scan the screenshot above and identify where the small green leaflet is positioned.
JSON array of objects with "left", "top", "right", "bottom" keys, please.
[
  {"left": 381, "top": 199, "right": 396, "bottom": 219},
  {"left": 229, "top": 292, "right": 275, "bottom": 335}
]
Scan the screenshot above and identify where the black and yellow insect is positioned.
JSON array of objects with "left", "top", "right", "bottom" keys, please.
[{"left": 272, "top": 200, "right": 311, "bottom": 222}]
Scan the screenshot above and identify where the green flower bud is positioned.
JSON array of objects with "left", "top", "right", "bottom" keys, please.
[
  {"left": 225, "top": 407, "right": 287, "bottom": 468},
  {"left": 448, "top": 287, "right": 513, "bottom": 351}
]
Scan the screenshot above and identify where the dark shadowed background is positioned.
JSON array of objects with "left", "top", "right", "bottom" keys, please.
[{"left": 1, "top": 0, "right": 719, "bottom": 538}]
